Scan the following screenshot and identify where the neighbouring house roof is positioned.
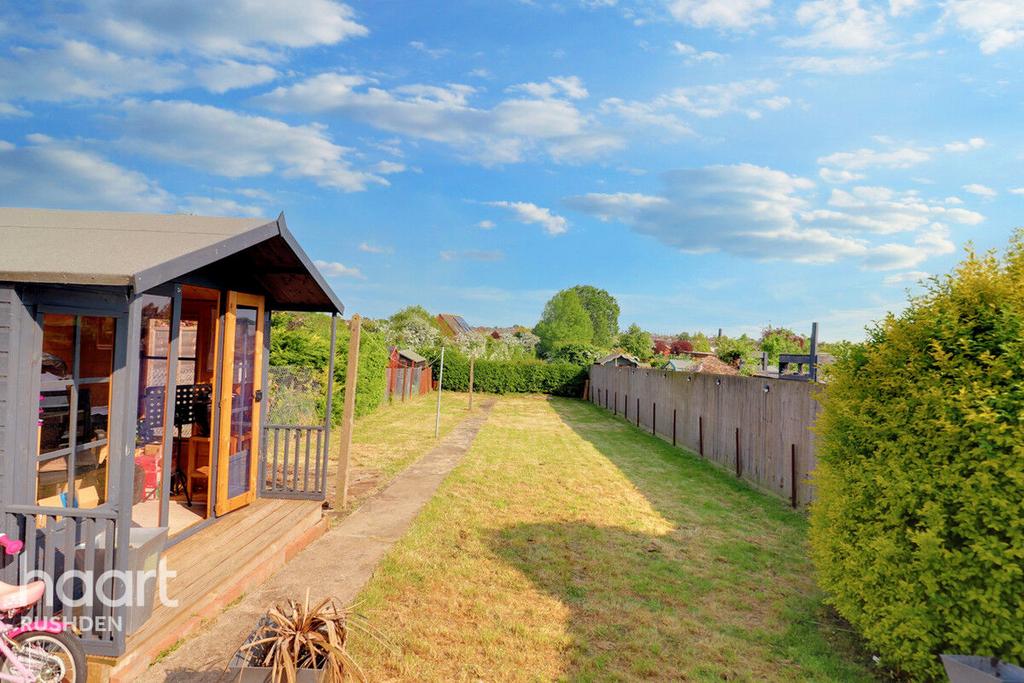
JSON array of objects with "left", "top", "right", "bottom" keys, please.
[
  {"left": 0, "top": 207, "right": 343, "bottom": 313},
  {"left": 597, "top": 352, "right": 640, "bottom": 366},
  {"left": 437, "top": 313, "right": 472, "bottom": 336},
  {"left": 663, "top": 358, "right": 697, "bottom": 372}
]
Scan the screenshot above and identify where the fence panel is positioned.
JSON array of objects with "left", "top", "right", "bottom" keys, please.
[
  {"left": 260, "top": 424, "right": 327, "bottom": 500},
  {"left": 589, "top": 365, "right": 820, "bottom": 507}
]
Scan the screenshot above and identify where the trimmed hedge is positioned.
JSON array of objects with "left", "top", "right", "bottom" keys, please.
[
  {"left": 810, "top": 238, "right": 1024, "bottom": 679},
  {"left": 439, "top": 351, "right": 586, "bottom": 396}
]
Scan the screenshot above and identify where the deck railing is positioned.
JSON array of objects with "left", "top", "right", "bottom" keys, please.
[
  {"left": 0, "top": 505, "right": 125, "bottom": 656},
  {"left": 259, "top": 424, "right": 328, "bottom": 500}
]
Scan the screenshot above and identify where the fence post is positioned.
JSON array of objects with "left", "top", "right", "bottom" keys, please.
[
  {"left": 698, "top": 416, "right": 704, "bottom": 456},
  {"left": 791, "top": 444, "right": 798, "bottom": 508},
  {"left": 735, "top": 427, "right": 741, "bottom": 477},
  {"left": 636, "top": 397, "right": 640, "bottom": 427},
  {"left": 625, "top": 394, "right": 628, "bottom": 419},
  {"left": 335, "top": 314, "right": 360, "bottom": 509},
  {"left": 434, "top": 346, "right": 445, "bottom": 438},
  {"left": 652, "top": 402, "right": 656, "bottom": 435},
  {"left": 468, "top": 356, "right": 475, "bottom": 410},
  {"left": 614, "top": 391, "right": 617, "bottom": 415},
  {"left": 672, "top": 408, "right": 677, "bottom": 446}
]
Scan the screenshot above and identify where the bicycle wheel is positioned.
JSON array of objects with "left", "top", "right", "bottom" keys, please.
[{"left": 0, "top": 630, "right": 87, "bottom": 683}]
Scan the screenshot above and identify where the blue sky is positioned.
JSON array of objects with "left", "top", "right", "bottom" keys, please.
[{"left": 1, "top": 1, "right": 1022, "bottom": 340}]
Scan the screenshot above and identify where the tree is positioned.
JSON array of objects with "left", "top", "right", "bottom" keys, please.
[
  {"left": 617, "top": 323, "right": 652, "bottom": 360},
  {"left": 810, "top": 237, "right": 1024, "bottom": 678},
  {"left": 533, "top": 290, "right": 594, "bottom": 357},
  {"left": 670, "top": 339, "right": 693, "bottom": 355},
  {"left": 759, "top": 327, "right": 805, "bottom": 365},
  {"left": 653, "top": 340, "right": 671, "bottom": 356},
  {"left": 381, "top": 305, "right": 441, "bottom": 353},
  {"left": 567, "top": 285, "right": 620, "bottom": 349},
  {"left": 548, "top": 342, "right": 601, "bottom": 366}
]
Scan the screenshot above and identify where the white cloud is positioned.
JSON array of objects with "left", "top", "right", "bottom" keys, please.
[
  {"left": 661, "top": 79, "right": 786, "bottom": 118},
  {"left": 566, "top": 164, "right": 978, "bottom": 271},
  {"left": 786, "top": 0, "right": 889, "bottom": 51},
  {"left": 667, "top": 0, "right": 773, "bottom": 30},
  {"left": 671, "top": 41, "right": 726, "bottom": 62},
  {"left": 963, "top": 182, "right": 997, "bottom": 197},
  {"left": 255, "top": 73, "right": 622, "bottom": 164},
  {"left": 889, "top": 0, "right": 921, "bottom": 16},
  {"left": 439, "top": 249, "right": 504, "bottom": 261},
  {"left": 181, "top": 195, "right": 263, "bottom": 216},
  {"left": 1010, "top": 187, "right": 1024, "bottom": 195},
  {"left": 819, "top": 168, "right": 865, "bottom": 183},
  {"left": 477, "top": 219, "right": 496, "bottom": 229},
  {"left": 81, "top": 0, "right": 368, "bottom": 59},
  {"left": 0, "top": 134, "right": 172, "bottom": 211},
  {"left": 508, "top": 75, "right": 589, "bottom": 100},
  {"left": 358, "top": 242, "right": 393, "bottom": 254},
  {"left": 944, "top": 137, "right": 987, "bottom": 152},
  {"left": 781, "top": 54, "right": 891, "bottom": 74},
  {"left": 883, "top": 270, "right": 929, "bottom": 285},
  {"left": 0, "top": 103, "right": 30, "bottom": 117},
  {"left": 409, "top": 41, "right": 451, "bottom": 59},
  {"left": 817, "top": 144, "right": 931, "bottom": 179},
  {"left": 194, "top": 60, "right": 278, "bottom": 93},
  {"left": 600, "top": 79, "right": 788, "bottom": 136},
  {"left": 314, "top": 260, "right": 365, "bottom": 279},
  {"left": 0, "top": 40, "right": 184, "bottom": 102},
  {"left": 485, "top": 201, "right": 569, "bottom": 235},
  {"left": 944, "top": 0, "right": 1024, "bottom": 54},
  {"left": 117, "top": 99, "right": 386, "bottom": 191}
]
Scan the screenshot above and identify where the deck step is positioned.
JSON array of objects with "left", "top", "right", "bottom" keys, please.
[{"left": 91, "top": 499, "right": 326, "bottom": 683}]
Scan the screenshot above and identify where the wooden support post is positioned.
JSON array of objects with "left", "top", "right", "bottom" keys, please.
[
  {"left": 614, "top": 392, "right": 617, "bottom": 415},
  {"left": 790, "top": 444, "right": 798, "bottom": 508},
  {"left": 434, "top": 346, "right": 445, "bottom": 438},
  {"left": 335, "top": 314, "right": 361, "bottom": 509},
  {"left": 735, "top": 427, "right": 741, "bottom": 478},
  {"left": 808, "top": 322, "right": 819, "bottom": 382},
  {"left": 672, "top": 408, "right": 677, "bottom": 446},
  {"left": 636, "top": 397, "right": 640, "bottom": 427},
  {"left": 625, "top": 394, "right": 628, "bottom": 419},
  {"left": 468, "top": 356, "right": 474, "bottom": 411},
  {"left": 698, "top": 416, "right": 704, "bottom": 456},
  {"left": 652, "top": 402, "right": 656, "bottom": 435},
  {"left": 582, "top": 378, "right": 590, "bottom": 401}
]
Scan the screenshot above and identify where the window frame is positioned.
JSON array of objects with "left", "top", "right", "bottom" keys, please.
[{"left": 35, "top": 309, "right": 120, "bottom": 508}]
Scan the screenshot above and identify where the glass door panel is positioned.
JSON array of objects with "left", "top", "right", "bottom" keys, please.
[{"left": 216, "top": 293, "right": 263, "bottom": 515}]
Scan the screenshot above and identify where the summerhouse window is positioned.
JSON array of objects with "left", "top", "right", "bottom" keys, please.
[{"left": 36, "top": 313, "right": 116, "bottom": 508}]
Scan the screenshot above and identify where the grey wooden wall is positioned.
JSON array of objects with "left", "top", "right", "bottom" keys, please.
[
  {"left": 0, "top": 287, "right": 12, "bottom": 503},
  {"left": 588, "top": 364, "right": 821, "bottom": 507}
]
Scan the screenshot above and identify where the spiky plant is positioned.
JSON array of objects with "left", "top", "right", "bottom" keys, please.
[{"left": 241, "top": 593, "right": 365, "bottom": 683}]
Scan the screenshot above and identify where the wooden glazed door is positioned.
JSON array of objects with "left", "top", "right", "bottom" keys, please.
[{"left": 215, "top": 292, "right": 264, "bottom": 515}]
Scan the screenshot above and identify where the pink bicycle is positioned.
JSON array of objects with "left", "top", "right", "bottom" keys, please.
[{"left": 0, "top": 534, "right": 85, "bottom": 683}]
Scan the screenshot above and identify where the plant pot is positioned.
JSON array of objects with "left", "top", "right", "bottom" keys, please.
[
  {"left": 228, "top": 617, "right": 326, "bottom": 683},
  {"left": 941, "top": 655, "right": 1024, "bottom": 683}
]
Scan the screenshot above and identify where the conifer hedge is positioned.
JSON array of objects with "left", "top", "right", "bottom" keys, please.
[
  {"left": 438, "top": 351, "right": 586, "bottom": 396},
  {"left": 810, "top": 238, "right": 1024, "bottom": 679}
]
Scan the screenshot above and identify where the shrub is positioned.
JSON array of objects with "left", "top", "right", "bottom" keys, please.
[
  {"left": 810, "top": 238, "right": 1024, "bottom": 679},
  {"left": 671, "top": 339, "right": 693, "bottom": 354},
  {"left": 439, "top": 351, "right": 586, "bottom": 396},
  {"left": 548, "top": 342, "right": 602, "bottom": 366}
]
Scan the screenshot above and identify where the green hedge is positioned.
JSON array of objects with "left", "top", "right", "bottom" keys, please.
[
  {"left": 810, "top": 238, "right": 1024, "bottom": 679},
  {"left": 438, "top": 351, "right": 586, "bottom": 396}
]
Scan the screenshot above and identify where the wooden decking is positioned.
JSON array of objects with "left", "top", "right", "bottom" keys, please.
[{"left": 98, "top": 498, "right": 327, "bottom": 682}]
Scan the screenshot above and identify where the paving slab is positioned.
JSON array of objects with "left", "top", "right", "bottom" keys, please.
[{"left": 143, "top": 399, "right": 496, "bottom": 682}]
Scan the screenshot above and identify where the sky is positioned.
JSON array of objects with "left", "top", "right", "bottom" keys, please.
[{"left": 1, "top": 1, "right": 1022, "bottom": 341}]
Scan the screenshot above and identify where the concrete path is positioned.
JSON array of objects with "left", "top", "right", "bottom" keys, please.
[{"left": 143, "top": 399, "right": 497, "bottom": 682}]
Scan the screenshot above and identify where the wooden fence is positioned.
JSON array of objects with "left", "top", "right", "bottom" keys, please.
[
  {"left": 588, "top": 365, "right": 821, "bottom": 507},
  {"left": 260, "top": 424, "right": 328, "bottom": 500}
]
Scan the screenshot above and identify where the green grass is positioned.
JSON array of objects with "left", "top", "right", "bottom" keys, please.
[
  {"left": 347, "top": 395, "right": 877, "bottom": 681},
  {"left": 326, "top": 390, "right": 475, "bottom": 510}
]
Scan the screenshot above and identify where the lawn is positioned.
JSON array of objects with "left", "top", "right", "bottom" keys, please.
[
  {"left": 326, "top": 390, "right": 471, "bottom": 509},
  {"left": 347, "top": 394, "right": 876, "bottom": 681}
]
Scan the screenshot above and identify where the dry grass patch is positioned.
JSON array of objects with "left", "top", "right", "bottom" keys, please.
[
  {"left": 349, "top": 395, "right": 876, "bottom": 681},
  {"left": 326, "top": 391, "right": 474, "bottom": 510}
]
